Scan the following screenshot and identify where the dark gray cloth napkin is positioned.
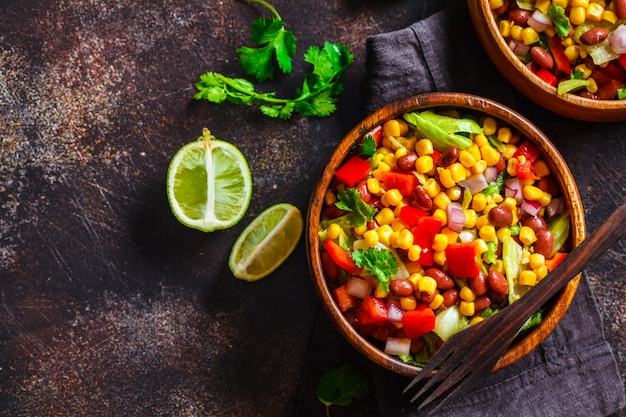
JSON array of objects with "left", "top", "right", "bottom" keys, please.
[{"left": 293, "top": 3, "right": 625, "bottom": 416}]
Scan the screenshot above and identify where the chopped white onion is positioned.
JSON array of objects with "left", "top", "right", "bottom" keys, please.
[
  {"left": 459, "top": 173, "right": 489, "bottom": 193},
  {"left": 527, "top": 9, "right": 553, "bottom": 32},
  {"left": 609, "top": 25, "right": 626, "bottom": 55},
  {"left": 384, "top": 337, "right": 411, "bottom": 356},
  {"left": 509, "top": 39, "right": 531, "bottom": 57},
  {"left": 545, "top": 197, "right": 565, "bottom": 218},
  {"left": 505, "top": 178, "right": 523, "bottom": 203},
  {"left": 346, "top": 276, "right": 372, "bottom": 299},
  {"left": 521, "top": 200, "right": 541, "bottom": 217},
  {"left": 484, "top": 166, "right": 498, "bottom": 183},
  {"left": 458, "top": 229, "right": 477, "bottom": 243},
  {"left": 386, "top": 301, "right": 405, "bottom": 323},
  {"left": 446, "top": 202, "right": 467, "bottom": 233}
]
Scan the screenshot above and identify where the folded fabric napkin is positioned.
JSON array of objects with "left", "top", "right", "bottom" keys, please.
[{"left": 294, "top": 4, "right": 625, "bottom": 417}]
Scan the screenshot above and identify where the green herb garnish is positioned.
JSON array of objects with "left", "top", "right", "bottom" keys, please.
[
  {"left": 335, "top": 188, "right": 376, "bottom": 227},
  {"left": 237, "top": 0, "right": 296, "bottom": 82},
  {"left": 317, "top": 363, "right": 369, "bottom": 416},
  {"left": 355, "top": 135, "right": 377, "bottom": 157},
  {"left": 546, "top": 5, "right": 570, "bottom": 39},
  {"left": 352, "top": 247, "right": 398, "bottom": 292}
]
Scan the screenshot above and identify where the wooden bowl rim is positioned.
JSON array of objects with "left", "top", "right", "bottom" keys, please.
[
  {"left": 468, "top": 0, "right": 626, "bottom": 122},
  {"left": 306, "top": 92, "right": 586, "bottom": 377}
]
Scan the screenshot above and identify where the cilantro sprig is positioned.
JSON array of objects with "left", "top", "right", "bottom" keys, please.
[
  {"left": 193, "top": 1, "right": 354, "bottom": 119},
  {"left": 335, "top": 188, "right": 376, "bottom": 227},
  {"left": 355, "top": 135, "right": 377, "bottom": 157},
  {"left": 352, "top": 247, "right": 398, "bottom": 293},
  {"left": 237, "top": 0, "right": 296, "bottom": 82},
  {"left": 317, "top": 363, "right": 369, "bottom": 416}
]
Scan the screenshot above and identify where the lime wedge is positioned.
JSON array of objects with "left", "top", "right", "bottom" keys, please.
[
  {"left": 167, "top": 128, "right": 252, "bottom": 232},
  {"left": 229, "top": 203, "right": 303, "bottom": 281}
]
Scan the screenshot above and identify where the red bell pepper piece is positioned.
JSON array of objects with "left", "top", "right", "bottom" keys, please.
[
  {"left": 445, "top": 242, "right": 481, "bottom": 278},
  {"left": 516, "top": 158, "right": 539, "bottom": 180},
  {"left": 545, "top": 252, "right": 568, "bottom": 271},
  {"left": 355, "top": 296, "right": 388, "bottom": 327},
  {"left": 334, "top": 155, "right": 371, "bottom": 187},
  {"left": 364, "top": 125, "right": 384, "bottom": 147},
  {"left": 380, "top": 171, "right": 418, "bottom": 196},
  {"left": 596, "top": 78, "right": 624, "bottom": 100},
  {"left": 399, "top": 205, "right": 429, "bottom": 226},
  {"left": 431, "top": 149, "right": 442, "bottom": 166},
  {"left": 547, "top": 37, "right": 571, "bottom": 75},
  {"left": 333, "top": 283, "right": 358, "bottom": 312},
  {"left": 362, "top": 321, "right": 396, "bottom": 341},
  {"left": 323, "top": 239, "right": 357, "bottom": 273},
  {"left": 598, "top": 63, "right": 626, "bottom": 82},
  {"left": 536, "top": 68, "right": 558, "bottom": 87},
  {"left": 512, "top": 141, "right": 541, "bottom": 164},
  {"left": 411, "top": 216, "right": 442, "bottom": 266},
  {"left": 617, "top": 54, "right": 626, "bottom": 71},
  {"left": 402, "top": 305, "right": 436, "bottom": 339}
]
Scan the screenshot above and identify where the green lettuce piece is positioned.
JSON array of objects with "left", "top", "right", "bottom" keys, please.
[
  {"left": 547, "top": 210, "right": 570, "bottom": 257},
  {"left": 502, "top": 235, "right": 529, "bottom": 305},
  {"left": 403, "top": 111, "right": 480, "bottom": 151},
  {"left": 546, "top": 5, "right": 571, "bottom": 38},
  {"left": 434, "top": 305, "right": 470, "bottom": 342}
]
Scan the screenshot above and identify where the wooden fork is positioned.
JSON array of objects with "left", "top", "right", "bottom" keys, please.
[{"left": 403, "top": 201, "right": 626, "bottom": 415}]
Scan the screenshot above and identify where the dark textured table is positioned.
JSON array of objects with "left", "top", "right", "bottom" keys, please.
[{"left": 0, "top": 0, "right": 623, "bottom": 416}]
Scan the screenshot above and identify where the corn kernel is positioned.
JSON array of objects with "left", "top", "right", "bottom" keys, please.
[
  {"left": 415, "top": 138, "right": 434, "bottom": 156},
  {"left": 375, "top": 207, "right": 395, "bottom": 225},
  {"left": 535, "top": 265, "right": 549, "bottom": 280},
  {"left": 519, "top": 270, "right": 538, "bottom": 286},
  {"left": 480, "top": 144, "right": 501, "bottom": 166},
  {"left": 460, "top": 286, "right": 476, "bottom": 302},
  {"left": 490, "top": 259, "right": 505, "bottom": 274},
  {"left": 433, "top": 208, "right": 447, "bottom": 225},
  {"left": 479, "top": 225, "right": 497, "bottom": 242},
  {"left": 433, "top": 250, "right": 447, "bottom": 265},
  {"left": 470, "top": 316, "right": 484, "bottom": 325},
  {"left": 408, "top": 273, "right": 422, "bottom": 287},
  {"left": 475, "top": 214, "right": 491, "bottom": 230},
  {"left": 354, "top": 223, "right": 367, "bottom": 236},
  {"left": 433, "top": 192, "right": 451, "bottom": 210},
  {"left": 372, "top": 161, "right": 391, "bottom": 179},
  {"left": 586, "top": 77, "right": 599, "bottom": 94},
  {"left": 497, "top": 127, "right": 512, "bottom": 144},
  {"left": 501, "top": 197, "right": 517, "bottom": 212},
  {"left": 415, "top": 155, "right": 434, "bottom": 174},
  {"left": 499, "top": 19, "right": 513, "bottom": 37},
  {"left": 382, "top": 152, "right": 397, "bottom": 168},
  {"left": 532, "top": 159, "right": 550, "bottom": 178},
  {"left": 522, "top": 27, "right": 540, "bottom": 45},
  {"left": 429, "top": 293, "right": 445, "bottom": 310},
  {"left": 482, "top": 117, "right": 497, "bottom": 136},
  {"left": 438, "top": 168, "right": 456, "bottom": 189},
  {"left": 570, "top": 6, "right": 586, "bottom": 25},
  {"left": 397, "top": 228, "right": 415, "bottom": 250},
  {"left": 385, "top": 189, "right": 403, "bottom": 206},
  {"left": 529, "top": 253, "right": 546, "bottom": 269},
  {"left": 391, "top": 218, "right": 407, "bottom": 232},
  {"left": 324, "top": 190, "right": 337, "bottom": 206},
  {"left": 472, "top": 193, "right": 488, "bottom": 212},
  {"left": 375, "top": 285, "right": 389, "bottom": 298},
  {"left": 602, "top": 10, "right": 617, "bottom": 24},
  {"left": 474, "top": 238, "right": 489, "bottom": 254},
  {"left": 575, "top": 63, "right": 592, "bottom": 79},
  {"left": 552, "top": 0, "right": 569, "bottom": 7},
  {"left": 377, "top": 224, "right": 394, "bottom": 246},
  {"left": 327, "top": 223, "right": 342, "bottom": 240},
  {"left": 400, "top": 295, "right": 418, "bottom": 311},
  {"left": 460, "top": 300, "right": 476, "bottom": 316},
  {"left": 446, "top": 186, "right": 462, "bottom": 201},
  {"left": 523, "top": 185, "right": 544, "bottom": 201},
  {"left": 510, "top": 24, "right": 524, "bottom": 41},
  {"left": 507, "top": 158, "right": 518, "bottom": 177},
  {"left": 492, "top": 194, "right": 503, "bottom": 203},
  {"left": 459, "top": 150, "right": 477, "bottom": 168},
  {"left": 366, "top": 178, "right": 380, "bottom": 195},
  {"left": 432, "top": 233, "right": 449, "bottom": 252},
  {"left": 389, "top": 231, "right": 400, "bottom": 248},
  {"left": 408, "top": 245, "right": 422, "bottom": 262},
  {"left": 402, "top": 136, "right": 418, "bottom": 152},
  {"left": 449, "top": 163, "right": 467, "bottom": 183},
  {"left": 488, "top": 0, "right": 504, "bottom": 9},
  {"left": 473, "top": 133, "right": 489, "bottom": 148},
  {"left": 544, "top": 26, "right": 556, "bottom": 37},
  {"left": 535, "top": 0, "right": 551, "bottom": 10},
  {"left": 383, "top": 119, "right": 408, "bottom": 137},
  {"left": 464, "top": 209, "right": 478, "bottom": 229},
  {"left": 496, "top": 227, "right": 512, "bottom": 242},
  {"left": 587, "top": 3, "right": 604, "bottom": 21},
  {"left": 395, "top": 147, "right": 408, "bottom": 159},
  {"left": 519, "top": 226, "right": 537, "bottom": 246},
  {"left": 363, "top": 229, "right": 379, "bottom": 246},
  {"left": 564, "top": 45, "right": 580, "bottom": 62},
  {"left": 419, "top": 276, "right": 438, "bottom": 295}
]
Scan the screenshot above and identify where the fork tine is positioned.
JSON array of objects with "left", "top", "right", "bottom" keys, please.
[
  {"left": 402, "top": 344, "right": 455, "bottom": 394},
  {"left": 408, "top": 359, "right": 463, "bottom": 403}
]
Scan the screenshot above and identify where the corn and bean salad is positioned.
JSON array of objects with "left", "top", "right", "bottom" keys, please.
[
  {"left": 318, "top": 109, "right": 571, "bottom": 365},
  {"left": 492, "top": 0, "right": 626, "bottom": 99}
]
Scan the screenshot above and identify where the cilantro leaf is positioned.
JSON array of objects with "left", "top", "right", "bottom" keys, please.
[
  {"left": 546, "top": 5, "right": 570, "bottom": 38},
  {"left": 237, "top": 15, "right": 296, "bottom": 82},
  {"left": 335, "top": 188, "right": 376, "bottom": 227},
  {"left": 481, "top": 170, "right": 505, "bottom": 197},
  {"left": 317, "top": 363, "right": 369, "bottom": 411},
  {"left": 356, "top": 135, "right": 376, "bottom": 157},
  {"left": 352, "top": 247, "right": 398, "bottom": 293}
]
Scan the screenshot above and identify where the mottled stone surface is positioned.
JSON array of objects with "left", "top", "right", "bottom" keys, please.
[{"left": 0, "top": 0, "right": 623, "bottom": 416}]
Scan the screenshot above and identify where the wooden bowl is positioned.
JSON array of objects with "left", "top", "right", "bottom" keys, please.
[
  {"left": 468, "top": 0, "right": 626, "bottom": 122},
  {"left": 306, "top": 92, "right": 586, "bottom": 376}
]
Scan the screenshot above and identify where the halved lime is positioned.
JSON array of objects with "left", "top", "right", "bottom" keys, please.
[
  {"left": 166, "top": 128, "right": 252, "bottom": 232},
  {"left": 229, "top": 203, "right": 303, "bottom": 281}
]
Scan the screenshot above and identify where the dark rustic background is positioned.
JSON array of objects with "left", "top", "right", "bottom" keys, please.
[{"left": 0, "top": 0, "right": 623, "bottom": 416}]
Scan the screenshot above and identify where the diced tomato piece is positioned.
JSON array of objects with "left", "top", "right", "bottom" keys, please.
[
  {"left": 536, "top": 68, "right": 558, "bottom": 87},
  {"left": 334, "top": 155, "right": 371, "bottom": 187},
  {"left": 617, "top": 54, "right": 626, "bottom": 71},
  {"left": 399, "top": 205, "right": 429, "bottom": 226},
  {"left": 411, "top": 216, "right": 442, "bottom": 266},
  {"left": 323, "top": 239, "right": 357, "bottom": 273},
  {"left": 516, "top": 158, "right": 539, "bottom": 180},
  {"left": 355, "top": 296, "right": 388, "bottom": 327},
  {"left": 512, "top": 141, "right": 541, "bottom": 164},
  {"left": 445, "top": 242, "right": 481, "bottom": 278},
  {"left": 547, "top": 37, "right": 571, "bottom": 75},
  {"left": 334, "top": 283, "right": 359, "bottom": 312},
  {"left": 362, "top": 321, "right": 396, "bottom": 342},
  {"left": 599, "top": 63, "right": 626, "bottom": 81},
  {"left": 380, "top": 171, "right": 418, "bottom": 196},
  {"left": 402, "top": 306, "right": 436, "bottom": 339},
  {"left": 364, "top": 125, "right": 384, "bottom": 147},
  {"left": 596, "top": 79, "right": 624, "bottom": 100},
  {"left": 545, "top": 252, "right": 568, "bottom": 271},
  {"left": 431, "top": 149, "right": 442, "bottom": 166}
]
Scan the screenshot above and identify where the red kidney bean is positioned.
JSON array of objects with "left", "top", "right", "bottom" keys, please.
[
  {"left": 321, "top": 251, "right": 339, "bottom": 281},
  {"left": 488, "top": 206, "right": 513, "bottom": 227},
  {"left": 323, "top": 204, "right": 345, "bottom": 219},
  {"left": 487, "top": 289, "right": 507, "bottom": 305},
  {"left": 530, "top": 46, "right": 554, "bottom": 69},
  {"left": 424, "top": 268, "right": 454, "bottom": 290},
  {"left": 390, "top": 279, "right": 414, "bottom": 297},
  {"left": 538, "top": 176, "right": 559, "bottom": 197},
  {"left": 494, "top": 156, "right": 506, "bottom": 173},
  {"left": 508, "top": 8, "right": 531, "bottom": 26},
  {"left": 580, "top": 27, "right": 609, "bottom": 45},
  {"left": 397, "top": 151, "right": 418, "bottom": 171},
  {"left": 439, "top": 146, "right": 460, "bottom": 167},
  {"left": 615, "top": 0, "right": 626, "bottom": 19},
  {"left": 410, "top": 337, "right": 425, "bottom": 353},
  {"left": 487, "top": 270, "right": 509, "bottom": 295},
  {"left": 355, "top": 179, "right": 371, "bottom": 203},
  {"left": 441, "top": 288, "right": 459, "bottom": 308},
  {"left": 413, "top": 185, "right": 433, "bottom": 210},
  {"left": 419, "top": 290, "right": 439, "bottom": 304},
  {"left": 474, "top": 295, "right": 492, "bottom": 313},
  {"left": 534, "top": 229, "right": 554, "bottom": 257},
  {"left": 469, "top": 271, "right": 489, "bottom": 296},
  {"left": 521, "top": 215, "right": 547, "bottom": 233}
]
